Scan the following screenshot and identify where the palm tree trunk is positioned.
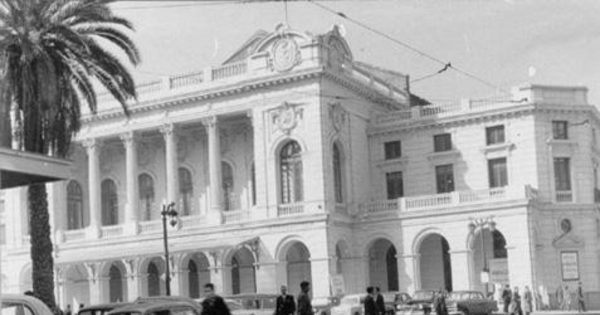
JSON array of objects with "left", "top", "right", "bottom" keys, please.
[
  {"left": 28, "top": 183, "right": 57, "bottom": 311},
  {"left": 0, "top": 79, "right": 11, "bottom": 148}
]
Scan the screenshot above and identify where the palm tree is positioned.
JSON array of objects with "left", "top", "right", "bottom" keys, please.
[{"left": 0, "top": 0, "right": 139, "bottom": 310}]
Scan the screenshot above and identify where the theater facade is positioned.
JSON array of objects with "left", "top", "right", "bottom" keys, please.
[{"left": 1, "top": 25, "right": 599, "bottom": 308}]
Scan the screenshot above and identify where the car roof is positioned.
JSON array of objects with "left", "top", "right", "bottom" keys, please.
[
  {"left": 226, "top": 294, "right": 279, "bottom": 299},
  {"left": 2, "top": 294, "right": 54, "bottom": 315},
  {"left": 108, "top": 301, "right": 197, "bottom": 315},
  {"left": 80, "top": 302, "right": 130, "bottom": 312}
]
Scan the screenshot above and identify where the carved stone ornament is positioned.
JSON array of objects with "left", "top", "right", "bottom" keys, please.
[
  {"left": 137, "top": 141, "right": 154, "bottom": 167},
  {"left": 271, "top": 36, "right": 301, "bottom": 72},
  {"left": 273, "top": 102, "right": 302, "bottom": 134},
  {"left": 329, "top": 102, "right": 347, "bottom": 133}
]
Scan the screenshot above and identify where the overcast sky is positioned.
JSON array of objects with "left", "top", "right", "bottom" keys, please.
[{"left": 111, "top": 0, "right": 600, "bottom": 106}]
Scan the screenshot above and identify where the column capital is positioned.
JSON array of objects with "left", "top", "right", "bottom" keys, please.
[
  {"left": 201, "top": 116, "right": 218, "bottom": 128},
  {"left": 83, "top": 138, "right": 102, "bottom": 151},
  {"left": 160, "top": 123, "right": 177, "bottom": 137},
  {"left": 120, "top": 131, "right": 137, "bottom": 144}
]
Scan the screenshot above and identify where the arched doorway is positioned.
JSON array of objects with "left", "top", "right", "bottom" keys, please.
[
  {"left": 418, "top": 234, "right": 452, "bottom": 291},
  {"left": 147, "top": 262, "right": 161, "bottom": 296},
  {"left": 368, "top": 239, "right": 398, "bottom": 291},
  {"left": 285, "top": 242, "right": 311, "bottom": 296},
  {"left": 109, "top": 265, "right": 123, "bottom": 302},
  {"left": 471, "top": 228, "right": 508, "bottom": 295},
  {"left": 230, "top": 247, "right": 256, "bottom": 294},
  {"left": 64, "top": 265, "right": 90, "bottom": 307}
]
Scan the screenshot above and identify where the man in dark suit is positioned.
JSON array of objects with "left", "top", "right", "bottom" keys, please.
[
  {"left": 297, "top": 281, "right": 314, "bottom": 315},
  {"left": 275, "top": 285, "right": 296, "bottom": 315},
  {"left": 375, "top": 287, "right": 385, "bottom": 315},
  {"left": 201, "top": 283, "right": 231, "bottom": 315},
  {"left": 365, "top": 287, "right": 378, "bottom": 315}
]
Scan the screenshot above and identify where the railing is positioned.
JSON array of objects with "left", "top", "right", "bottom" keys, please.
[
  {"left": 138, "top": 220, "right": 162, "bottom": 233},
  {"left": 170, "top": 71, "right": 204, "bottom": 89},
  {"left": 136, "top": 80, "right": 163, "bottom": 95},
  {"left": 277, "top": 203, "right": 305, "bottom": 217},
  {"left": 375, "top": 109, "right": 412, "bottom": 125},
  {"left": 556, "top": 191, "right": 573, "bottom": 203},
  {"left": 63, "top": 230, "right": 86, "bottom": 242},
  {"left": 211, "top": 61, "right": 248, "bottom": 81},
  {"left": 180, "top": 214, "right": 207, "bottom": 228},
  {"left": 359, "top": 199, "right": 398, "bottom": 214},
  {"left": 222, "top": 209, "right": 251, "bottom": 223},
  {"left": 101, "top": 225, "right": 123, "bottom": 238},
  {"left": 420, "top": 101, "right": 461, "bottom": 117}
]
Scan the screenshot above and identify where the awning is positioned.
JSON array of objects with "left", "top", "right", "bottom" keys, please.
[{"left": 0, "top": 147, "right": 71, "bottom": 189}]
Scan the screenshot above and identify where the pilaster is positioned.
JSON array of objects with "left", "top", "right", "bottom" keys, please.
[
  {"left": 310, "top": 256, "right": 332, "bottom": 298},
  {"left": 397, "top": 253, "right": 419, "bottom": 293},
  {"left": 202, "top": 116, "right": 223, "bottom": 222},
  {"left": 120, "top": 132, "right": 139, "bottom": 235},
  {"left": 450, "top": 249, "right": 472, "bottom": 291},
  {"left": 83, "top": 139, "right": 101, "bottom": 239},
  {"left": 160, "top": 124, "right": 179, "bottom": 207}
]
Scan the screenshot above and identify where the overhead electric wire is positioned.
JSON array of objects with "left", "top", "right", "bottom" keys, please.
[{"left": 306, "top": 0, "right": 509, "bottom": 94}]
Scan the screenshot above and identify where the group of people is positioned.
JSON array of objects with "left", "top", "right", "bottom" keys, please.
[
  {"left": 202, "top": 281, "right": 315, "bottom": 315},
  {"left": 363, "top": 287, "right": 386, "bottom": 315},
  {"left": 501, "top": 282, "right": 586, "bottom": 314},
  {"left": 554, "top": 282, "right": 586, "bottom": 312}
]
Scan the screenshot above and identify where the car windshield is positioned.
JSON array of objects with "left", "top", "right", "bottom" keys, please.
[
  {"left": 2, "top": 302, "right": 35, "bottom": 315},
  {"left": 224, "top": 300, "right": 242, "bottom": 311},
  {"left": 413, "top": 292, "right": 434, "bottom": 300},
  {"left": 239, "top": 298, "right": 276, "bottom": 310}
]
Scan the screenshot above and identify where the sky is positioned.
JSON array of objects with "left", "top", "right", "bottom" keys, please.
[{"left": 109, "top": 0, "right": 600, "bottom": 105}]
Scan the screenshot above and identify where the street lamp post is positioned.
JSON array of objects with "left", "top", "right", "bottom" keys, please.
[
  {"left": 161, "top": 202, "right": 178, "bottom": 296},
  {"left": 468, "top": 216, "right": 496, "bottom": 298}
]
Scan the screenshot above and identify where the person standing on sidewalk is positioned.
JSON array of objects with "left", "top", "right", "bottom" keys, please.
[
  {"left": 502, "top": 285, "right": 512, "bottom": 313},
  {"left": 297, "top": 281, "right": 314, "bottom": 315},
  {"left": 577, "top": 282, "right": 586, "bottom": 313},
  {"left": 523, "top": 286, "right": 533, "bottom": 315}
]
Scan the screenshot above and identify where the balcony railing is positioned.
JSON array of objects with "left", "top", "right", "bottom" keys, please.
[
  {"left": 277, "top": 203, "right": 305, "bottom": 217},
  {"left": 180, "top": 214, "right": 207, "bottom": 228},
  {"left": 556, "top": 191, "right": 573, "bottom": 203},
  {"left": 139, "top": 220, "right": 162, "bottom": 233},
  {"left": 360, "top": 186, "right": 533, "bottom": 215},
  {"left": 222, "top": 209, "right": 251, "bottom": 224},
  {"left": 64, "top": 230, "right": 86, "bottom": 242},
  {"left": 101, "top": 225, "right": 123, "bottom": 238}
]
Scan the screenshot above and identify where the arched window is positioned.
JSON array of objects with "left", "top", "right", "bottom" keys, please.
[
  {"left": 139, "top": 174, "right": 155, "bottom": 221},
  {"left": 188, "top": 260, "right": 199, "bottom": 298},
  {"left": 280, "top": 141, "right": 303, "bottom": 204},
  {"left": 222, "top": 162, "right": 234, "bottom": 211},
  {"left": 333, "top": 143, "right": 344, "bottom": 203},
  {"left": 101, "top": 179, "right": 119, "bottom": 226},
  {"left": 179, "top": 168, "right": 193, "bottom": 216},
  {"left": 66, "top": 181, "right": 84, "bottom": 230}
]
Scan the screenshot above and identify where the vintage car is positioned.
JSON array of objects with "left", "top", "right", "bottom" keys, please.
[
  {"left": 225, "top": 293, "right": 278, "bottom": 315},
  {"left": 396, "top": 290, "right": 436, "bottom": 315},
  {"left": 107, "top": 301, "right": 200, "bottom": 315},
  {"left": 1, "top": 294, "right": 54, "bottom": 315},
  {"left": 379, "top": 292, "right": 411, "bottom": 315},
  {"left": 330, "top": 294, "right": 365, "bottom": 315},
  {"left": 446, "top": 291, "right": 497, "bottom": 315},
  {"left": 312, "top": 296, "right": 341, "bottom": 315},
  {"left": 78, "top": 302, "right": 131, "bottom": 315}
]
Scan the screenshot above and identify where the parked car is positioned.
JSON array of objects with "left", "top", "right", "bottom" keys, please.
[
  {"left": 1, "top": 294, "right": 54, "bottom": 315},
  {"left": 107, "top": 301, "right": 200, "bottom": 315},
  {"left": 396, "top": 290, "right": 436, "bottom": 315},
  {"left": 312, "top": 296, "right": 341, "bottom": 315},
  {"left": 196, "top": 298, "right": 243, "bottom": 312},
  {"left": 379, "top": 292, "right": 411, "bottom": 315},
  {"left": 446, "top": 291, "right": 497, "bottom": 315},
  {"left": 225, "top": 293, "right": 278, "bottom": 315},
  {"left": 78, "top": 303, "right": 131, "bottom": 315},
  {"left": 330, "top": 294, "right": 365, "bottom": 315}
]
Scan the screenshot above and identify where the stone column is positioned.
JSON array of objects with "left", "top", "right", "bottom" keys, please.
[
  {"left": 202, "top": 117, "right": 223, "bottom": 223},
  {"left": 160, "top": 124, "right": 179, "bottom": 206},
  {"left": 310, "top": 256, "right": 332, "bottom": 297},
  {"left": 84, "top": 262, "right": 101, "bottom": 304},
  {"left": 208, "top": 251, "right": 228, "bottom": 295},
  {"left": 397, "top": 254, "right": 419, "bottom": 293},
  {"left": 124, "top": 259, "right": 140, "bottom": 301},
  {"left": 121, "top": 132, "right": 139, "bottom": 235},
  {"left": 84, "top": 139, "right": 101, "bottom": 239},
  {"left": 450, "top": 249, "right": 472, "bottom": 290}
]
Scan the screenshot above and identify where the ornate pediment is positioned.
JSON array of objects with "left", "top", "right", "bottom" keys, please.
[{"left": 552, "top": 232, "right": 584, "bottom": 249}]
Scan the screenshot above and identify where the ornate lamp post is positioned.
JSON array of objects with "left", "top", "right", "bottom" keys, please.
[
  {"left": 161, "top": 202, "right": 178, "bottom": 296},
  {"left": 468, "top": 216, "right": 496, "bottom": 297}
]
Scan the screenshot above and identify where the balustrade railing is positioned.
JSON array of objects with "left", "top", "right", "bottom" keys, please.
[
  {"left": 63, "top": 230, "right": 85, "bottom": 242},
  {"left": 180, "top": 214, "right": 207, "bottom": 227},
  {"left": 359, "top": 199, "right": 398, "bottom": 214},
  {"left": 277, "top": 203, "right": 305, "bottom": 217},
  {"left": 222, "top": 209, "right": 251, "bottom": 223},
  {"left": 138, "top": 220, "right": 162, "bottom": 233},
  {"left": 101, "top": 225, "right": 123, "bottom": 238},
  {"left": 556, "top": 191, "right": 573, "bottom": 203},
  {"left": 170, "top": 71, "right": 204, "bottom": 89},
  {"left": 211, "top": 61, "right": 248, "bottom": 80}
]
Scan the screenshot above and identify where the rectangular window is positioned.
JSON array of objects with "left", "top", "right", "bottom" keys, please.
[
  {"left": 0, "top": 224, "right": 5, "bottom": 245},
  {"left": 435, "top": 164, "right": 455, "bottom": 193},
  {"left": 488, "top": 158, "right": 508, "bottom": 188},
  {"left": 384, "top": 141, "right": 402, "bottom": 160},
  {"left": 386, "top": 171, "right": 404, "bottom": 199},
  {"left": 434, "top": 133, "right": 452, "bottom": 152},
  {"left": 554, "top": 158, "right": 571, "bottom": 191},
  {"left": 553, "top": 121, "right": 569, "bottom": 139},
  {"left": 486, "top": 125, "right": 505, "bottom": 145}
]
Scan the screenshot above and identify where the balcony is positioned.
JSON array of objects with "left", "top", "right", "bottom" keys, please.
[
  {"left": 359, "top": 185, "right": 536, "bottom": 216},
  {"left": 556, "top": 190, "right": 573, "bottom": 203}
]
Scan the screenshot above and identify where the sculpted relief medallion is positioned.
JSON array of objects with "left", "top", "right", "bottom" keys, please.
[
  {"left": 329, "top": 102, "right": 347, "bottom": 133},
  {"left": 273, "top": 102, "right": 302, "bottom": 135},
  {"left": 271, "top": 37, "right": 301, "bottom": 72}
]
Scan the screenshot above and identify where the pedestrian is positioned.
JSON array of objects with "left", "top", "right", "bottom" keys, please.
[
  {"left": 577, "top": 282, "right": 586, "bottom": 313},
  {"left": 502, "top": 285, "right": 512, "bottom": 313},
  {"left": 510, "top": 286, "right": 522, "bottom": 315},
  {"left": 375, "top": 287, "right": 385, "bottom": 315},
  {"left": 65, "top": 305, "right": 72, "bottom": 315},
  {"left": 556, "top": 286, "right": 564, "bottom": 310},
  {"left": 364, "top": 287, "right": 377, "bottom": 315},
  {"left": 523, "top": 286, "right": 533, "bottom": 315},
  {"left": 201, "top": 283, "right": 231, "bottom": 315},
  {"left": 434, "top": 289, "right": 448, "bottom": 315},
  {"left": 563, "top": 286, "right": 572, "bottom": 311},
  {"left": 297, "top": 281, "right": 314, "bottom": 315},
  {"left": 275, "top": 285, "right": 296, "bottom": 315}
]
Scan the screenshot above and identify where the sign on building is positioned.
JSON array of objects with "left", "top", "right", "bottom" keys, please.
[
  {"left": 489, "top": 258, "right": 509, "bottom": 284},
  {"left": 330, "top": 275, "right": 345, "bottom": 296},
  {"left": 561, "top": 251, "right": 579, "bottom": 281}
]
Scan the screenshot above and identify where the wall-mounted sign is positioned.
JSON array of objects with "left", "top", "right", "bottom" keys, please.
[
  {"left": 561, "top": 251, "right": 580, "bottom": 281},
  {"left": 330, "top": 275, "right": 345, "bottom": 296},
  {"left": 489, "top": 258, "right": 509, "bottom": 284}
]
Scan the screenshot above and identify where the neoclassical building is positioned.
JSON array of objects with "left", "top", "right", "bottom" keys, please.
[{"left": 2, "top": 24, "right": 600, "bottom": 308}]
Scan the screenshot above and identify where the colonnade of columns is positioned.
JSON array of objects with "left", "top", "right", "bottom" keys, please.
[{"left": 81, "top": 116, "right": 229, "bottom": 237}]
